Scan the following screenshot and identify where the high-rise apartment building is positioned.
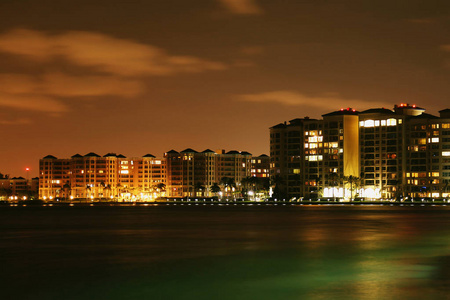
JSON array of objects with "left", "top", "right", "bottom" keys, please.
[{"left": 270, "top": 104, "right": 450, "bottom": 200}]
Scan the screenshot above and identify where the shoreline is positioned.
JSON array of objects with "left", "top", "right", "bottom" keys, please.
[{"left": 1, "top": 199, "right": 449, "bottom": 207}]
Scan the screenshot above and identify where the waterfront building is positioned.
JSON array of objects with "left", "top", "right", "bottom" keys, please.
[
  {"left": 251, "top": 154, "right": 270, "bottom": 178},
  {"left": 39, "top": 149, "right": 258, "bottom": 200},
  {"left": 0, "top": 176, "right": 39, "bottom": 200},
  {"left": 270, "top": 104, "right": 450, "bottom": 200},
  {"left": 39, "top": 153, "right": 166, "bottom": 201},
  {"left": 165, "top": 149, "right": 217, "bottom": 198},
  {"left": 270, "top": 118, "right": 307, "bottom": 198},
  {"left": 165, "top": 149, "right": 252, "bottom": 198}
]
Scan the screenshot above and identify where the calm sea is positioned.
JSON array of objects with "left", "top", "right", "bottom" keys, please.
[{"left": 1, "top": 204, "right": 450, "bottom": 299}]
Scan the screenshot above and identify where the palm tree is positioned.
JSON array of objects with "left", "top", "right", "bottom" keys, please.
[
  {"left": 343, "top": 175, "right": 361, "bottom": 201},
  {"left": 63, "top": 182, "right": 71, "bottom": 201},
  {"left": 155, "top": 183, "right": 166, "bottom": 199},
  {"left": 104, "top": 184, "right": 112, "bottom": 200},
  {"left": 210, "top": 183, "right": 221, "bottom": 198},
  {"left": 85, "top": 185, "right": 92, "bottom": 202},
  {"left": 270, "top": 175, "right": 285, "bottom": 199},
  {"left": 98, "top": 181, "right": 106, "bottom": 199},
  {"left": 115, "top": 183, "right": 122, "bottom": 201},
  {"left": 194, "top": 182, "right": 205, "bottom": 197},
  {"left": 328, "top": 172, "right": 340, "bottom": 201},
  {"left": 220, "top": 177, "right": 236, "bottom": 197}
]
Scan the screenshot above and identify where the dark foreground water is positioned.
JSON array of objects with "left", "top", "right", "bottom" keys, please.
[{"left": 1, "top": 205, "right": 450, "bottom": 300}]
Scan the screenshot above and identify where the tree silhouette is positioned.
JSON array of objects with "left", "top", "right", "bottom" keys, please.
[
  {"left": 194, "top": 182, "right": 205, "bottom": 197},
  {"left": 343, "top": 175, "right": 361, "bottom": 201},
  {"left": 210, "top": 183, "right": 221, "bottom": 197}
]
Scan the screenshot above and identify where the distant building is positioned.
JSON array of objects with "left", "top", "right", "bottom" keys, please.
[
  {"left": 165, "top": 149, "right": 252, "bottom": 198},
  {"left": 270, "top": 104, "right": 450, "bottom": 200},
  {"left": 251, "top": 154, "right": 270, "bottom": 178},
  {"left": 0, "top": 176, "right": 38, "bottom": 201},
  {"left": 39, "top": 149, "right": 263, "bottom": 200},
  {"left": 39, "top": 153, "right": 165, "bottom": 201}
]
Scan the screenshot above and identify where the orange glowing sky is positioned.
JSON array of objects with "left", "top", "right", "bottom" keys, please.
[{"left": 1, "top": 0, "right": 450, "bottom": 177}]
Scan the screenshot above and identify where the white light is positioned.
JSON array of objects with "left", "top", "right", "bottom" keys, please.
[{"left": 364, "top": 120, "right": 374, "bottom": 127}]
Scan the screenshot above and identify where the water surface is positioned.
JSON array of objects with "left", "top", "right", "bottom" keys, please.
[{"left": 1, "top": 205, "right": 449, "bottom": 299}]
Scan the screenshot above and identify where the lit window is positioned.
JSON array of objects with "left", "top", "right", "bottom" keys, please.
[
  {"left": 443, "top": 151, "right": 450, "bottom": 157},
  {"left": 120, "top": 170, "right": 129, "bottom": 174},
  {"left": 375, "top": 120, "right": 380, "bottom": 126},
  {"left": 432, "top": 138, "right": 439, "bottom": 143},
  {"left": 381, "top": 120, "right": 386, "bottom": 126},
  {"left": 387, "top": 118, "right": 397, "bottom": 126},
  {"left": 364, "top": 120, "right": 374, "bottom": 127}
]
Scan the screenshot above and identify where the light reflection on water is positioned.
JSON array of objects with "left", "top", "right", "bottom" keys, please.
[{"left": 1, "top": 205, "right": 449, "bottom": 299}]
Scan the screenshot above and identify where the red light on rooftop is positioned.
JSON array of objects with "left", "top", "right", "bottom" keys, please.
[
  {"left": 25, "top": 167, "right": 30, "bottom": 171},
  {"left": 340, "top": 108, "right": 343, "bottom": 111},
  {"left": 412, "top": 104, "right": 416, "bottom": 108},
  {"left": 352, "top": 109, "right": 356, "bottom": 112}
]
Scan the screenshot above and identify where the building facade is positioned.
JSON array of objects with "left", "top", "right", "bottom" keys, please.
[
  {"left": 0, "top": 176, "right": 39, "bottom": 201},
  {"left": 270, "top": 104, "right": 450, "bottom": 200},
  {"left": 39, "top": 153, "right": 166, "bottom": 201},
  {"left": 39, "top": 149, "right": 259, "bottom": 201}
]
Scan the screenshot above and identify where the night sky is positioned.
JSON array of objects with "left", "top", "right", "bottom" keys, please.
[{"left": 1, "top": 0, "right": 449, "bottom": 177}]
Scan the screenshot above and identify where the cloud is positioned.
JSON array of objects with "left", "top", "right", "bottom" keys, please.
[
  {"left": 440, "top": 45, "right": 450, "bottom": 52},
  {"left": 0, "top": 92, "right": 68, "bottom": 113},
  {"left": 0, "top": 74, "right": 41, "bottom": 94},
  {"left": 41, "top": 73, "right": 144, "bottom": 98},
  {"left": 0, "top": 118, "right": 32, "bottom": 125},
  {"left": 0, "top": 29, "right": 227, "bottom": 76},
  {"left": 240, "top": 46, "right": 264, "bottom": 55},
  {"left": 0, "top": 29, "right": 229, "bottom": 120},
  {"left": 238, "top": 90, "right": 393, "bottom": 111},
  {"left": 218, "top": 0, "right": 263, "bottom": 15},
  {"left": 0, "top": 29, "right": 53, "bottom": 60}
]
